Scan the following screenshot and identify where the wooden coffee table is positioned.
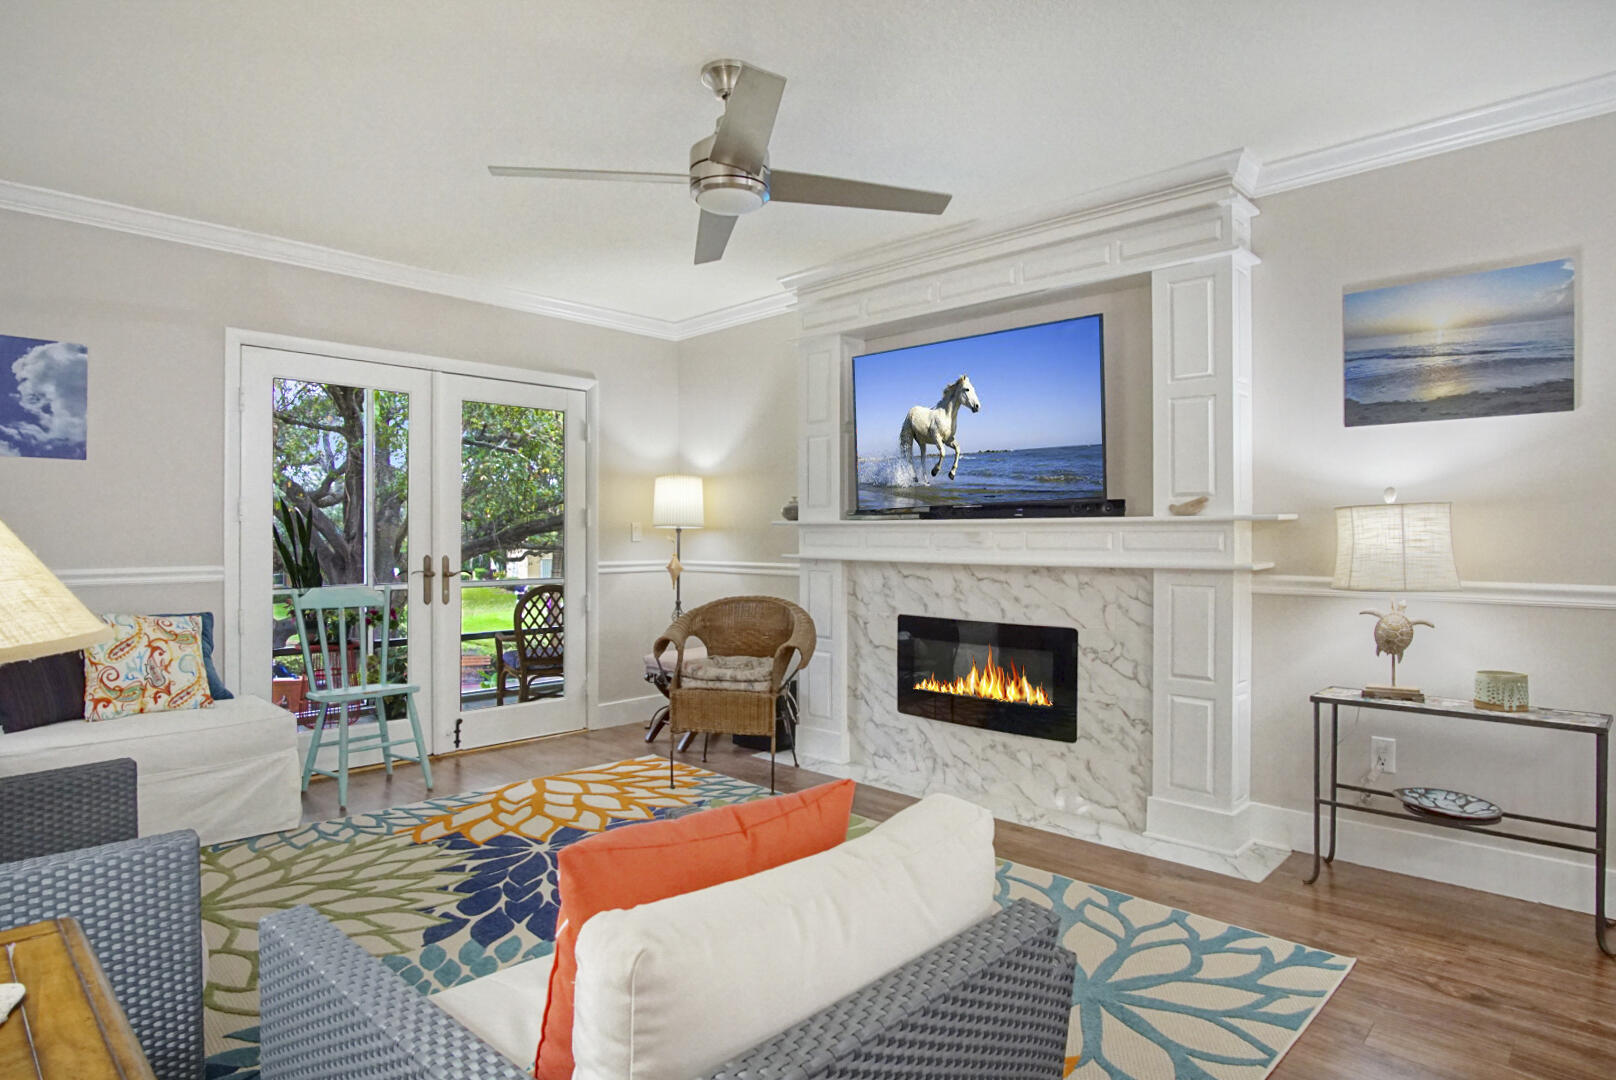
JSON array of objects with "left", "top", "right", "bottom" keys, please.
[{"left": 0, "top": 918, "right": 156, "bottom": 1079}]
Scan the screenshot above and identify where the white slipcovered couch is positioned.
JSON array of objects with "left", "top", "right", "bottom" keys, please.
[{"left": 0, "top": 694, "right": 302, "bottom": 844}]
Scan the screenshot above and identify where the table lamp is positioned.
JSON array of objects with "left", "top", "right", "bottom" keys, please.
[
  {"left": 0, "top": 516, "right": 113, "bottom": 663},
  {"left": 1331, "top": 491, "right": 1459, "bottom": 702},
  {"left": 653, "top": 474, "right": 704, "bottom": 619}
]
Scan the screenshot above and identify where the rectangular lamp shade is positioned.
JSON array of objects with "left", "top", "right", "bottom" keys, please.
[
  {"left": 0, "top": 516, "right": 113, "bottom": 663},
  {"left": 1332, "top": 502, "right": 1460, "bottom": 592},
  {"left": 652, "top": 474, "right": 704, "bottom": 529}
]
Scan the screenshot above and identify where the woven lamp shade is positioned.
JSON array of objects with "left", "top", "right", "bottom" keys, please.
[
  {"left": 0, "top": 516, "right": 112, "bottom": 663},
  {"left": 652, "top": 475, "right": 704, "bottom": 529},
  {"left": 1332, "top": 502, "right": 1460, "bottom": 593}
]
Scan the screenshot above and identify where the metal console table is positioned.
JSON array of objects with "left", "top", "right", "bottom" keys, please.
[{"left": 1306, "top": 686, "right": 1613, "bottom": 956}]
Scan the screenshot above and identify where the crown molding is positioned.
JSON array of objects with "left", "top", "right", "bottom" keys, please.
[
  {"left": 0, "top": 177, "right": 795, "bottom": 343},
  {"left": 781, "top": 149, "right": 1259, "bottom": 298},
  {"left": 671, "top": 291, "right": 797, "bottom": 338},
  {"left": 1254, "top": 69, "right": 1616, "bottom": 196}
]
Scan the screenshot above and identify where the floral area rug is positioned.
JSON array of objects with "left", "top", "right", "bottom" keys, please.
[{"left": 199, "top": 756, "right": 1351, "bottom": 1079}]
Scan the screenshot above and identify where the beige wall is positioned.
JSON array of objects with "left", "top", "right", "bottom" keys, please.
[
  {"left": 1252, "top": 113, "right": 1615, "bottom": 583},
  {"left": 1246, "top": 113, "right": 1616, "bottom": 897},
  {"left": 0, "top": 208, "right": 680, "bottom": 711}
]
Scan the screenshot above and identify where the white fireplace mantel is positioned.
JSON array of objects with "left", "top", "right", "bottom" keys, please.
[
  {"left": 787, "top": 152, "right": 1288, "bottom": 876},
  {"left": 786, "top": 515, "right": 1293, "bottom": 572}
]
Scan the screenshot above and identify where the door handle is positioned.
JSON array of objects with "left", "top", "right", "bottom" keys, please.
[
  {"left": 442, "top": 555, "right": 453, "bottom": 606},
  {"left": 420, "top": 555, "right": 436, "bottom": 605}
]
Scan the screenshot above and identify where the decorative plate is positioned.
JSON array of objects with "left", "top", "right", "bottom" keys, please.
[{"left": 1396, "top": 786, "right": 1503, "bottom": 824}]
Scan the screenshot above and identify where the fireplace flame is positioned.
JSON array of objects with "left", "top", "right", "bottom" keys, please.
[{"left": 913, "top": 647, "right": 1053, "bottom": 707}]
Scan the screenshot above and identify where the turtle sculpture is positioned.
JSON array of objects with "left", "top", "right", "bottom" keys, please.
[{"left": 1360, "top": 599, "right": 1434, "bottom": 662}]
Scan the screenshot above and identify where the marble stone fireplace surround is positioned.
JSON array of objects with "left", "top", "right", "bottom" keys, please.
[
  {"left": 854, "top": 563, "right": 1152, "bottom": 833},
  {"left": 782, "top": 153, "right": 1293, "bottom": 881}
]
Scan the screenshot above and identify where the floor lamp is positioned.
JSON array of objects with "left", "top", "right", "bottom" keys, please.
[
  {"left": 0, "top": 516, "right": 113, "bottom": 663},
  {"left": 653, "top": 475, "right": 704, "bottom": 620}
]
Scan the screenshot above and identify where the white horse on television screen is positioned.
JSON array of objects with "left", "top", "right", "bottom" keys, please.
[{"left": 898, "top": 374, "right": 981, "bottom": 482}]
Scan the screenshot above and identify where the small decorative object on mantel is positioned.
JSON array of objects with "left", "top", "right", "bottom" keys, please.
[
  {"left": 0, "top": 981, "right": 22, "bottom": 1023},
  {"left": 1331, "top": 488, "right": 1460, "bottom": 702},
  {"left": 1474, "top": 670, "right": 1530, "bottom": 712},
  {"left": 781, "top": 496, "right": 799, "bottom": 521},
  {"left": 1396, "top": 786, "right": 1503, "bottom": 825},
  {"left": 1168, "top": 495, "right": 1208, "bottom": 516}
]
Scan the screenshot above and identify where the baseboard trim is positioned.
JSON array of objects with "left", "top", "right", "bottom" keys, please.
[
  {"left": 593, "top": 693, "right": 661, "bottom": 731},
  {"left": 1144, "top": 795, "right": 1267, "bottom": 858},
  {"left": 1250, "top": 801, "right": 1615, "bottom": 915}
]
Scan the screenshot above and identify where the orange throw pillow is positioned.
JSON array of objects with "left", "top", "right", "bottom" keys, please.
[{"left": 533, "top": 779, "right": 855, "bottom": 1080}]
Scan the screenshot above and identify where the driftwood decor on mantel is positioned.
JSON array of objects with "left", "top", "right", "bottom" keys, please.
[{"left": 1168, "top": 496, "right": 1209, "bottom": 516}]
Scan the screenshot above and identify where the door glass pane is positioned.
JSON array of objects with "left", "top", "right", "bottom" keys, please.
[
  {"left": 459, "top": 401, "right": 566, "bottom": 712},
  {"left": 269, "top": 379, "right": 409, "bottom": 730}
]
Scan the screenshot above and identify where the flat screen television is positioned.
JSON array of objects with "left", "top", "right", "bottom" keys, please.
[{"left": 852, "top": 314, "right": 1109, "bottom": 518}]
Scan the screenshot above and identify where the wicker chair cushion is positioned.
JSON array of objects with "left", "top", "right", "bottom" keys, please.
[{"left": 680, "top": 655, "right": 772, "bottom": 692}]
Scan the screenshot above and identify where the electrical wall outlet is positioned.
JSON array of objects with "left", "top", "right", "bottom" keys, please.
[
  {"left": 631, "top": 522, "right": 643, "bottom": 542},
  {"left": 1371, "top": 736, "right": 1396, "bottom": 775}
]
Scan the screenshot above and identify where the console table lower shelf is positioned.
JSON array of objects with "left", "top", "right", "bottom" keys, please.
[{"left": 1305, "top": 686, "right": 1614, "bottom": 957}]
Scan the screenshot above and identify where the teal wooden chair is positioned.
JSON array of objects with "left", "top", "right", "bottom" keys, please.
[{"left": 291, "top": 585, "right": 432, "bottom": 809}]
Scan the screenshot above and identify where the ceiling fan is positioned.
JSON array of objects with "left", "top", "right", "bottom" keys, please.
[{"left": 488, "top": 59, "right": 952, "bottom": 264}]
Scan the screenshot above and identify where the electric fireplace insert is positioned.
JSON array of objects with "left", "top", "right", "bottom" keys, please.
[{"left": 897, "top": 614, "right": 1077, "bottom": 743}]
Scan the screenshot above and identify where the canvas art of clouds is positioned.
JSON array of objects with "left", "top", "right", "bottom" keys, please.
[{"left": 0, "top": 335, "right": 88, "bottom": 459}]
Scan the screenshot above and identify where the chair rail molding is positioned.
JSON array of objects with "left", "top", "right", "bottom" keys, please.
[
  {"left": 1252, "top": 574, "right": 1616, "bottom": 611},
  {"left": 55, "top": 565, "right": 228, "bottom": 589},
  {"left": 789, "top": 154, "right": 1283, "bottom": 872}
]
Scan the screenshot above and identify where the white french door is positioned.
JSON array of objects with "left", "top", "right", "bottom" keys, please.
[
  {"left": 432, "top": 374, "right": 587, "bottom": 749},
  {"left": 236, "top": 344, "right": 588, "bottom": 762}
]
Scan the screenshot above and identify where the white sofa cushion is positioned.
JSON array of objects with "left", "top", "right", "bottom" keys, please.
[
  {"left": 0, "top": 694, "right": 302, "bottom": 843},
  {"left": 432, "top": 951, "right": 555, "bottom": 1066},
  {"left": 0, "top": 694, "right": 293, "bottom": 775},
  {"left": 570, "top": 792, "right": 998, "bottom": 1080}
]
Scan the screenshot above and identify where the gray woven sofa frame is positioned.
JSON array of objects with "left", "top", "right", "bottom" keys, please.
[
  {"left": 259, "top": 898, "right": 1075, "bottom": 1079},
  {"left": 0, "top": 756, "right": 203, "bottom": 1080}
]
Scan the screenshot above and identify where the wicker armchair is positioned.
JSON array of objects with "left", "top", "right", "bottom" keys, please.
[
  {"left": 0, "top": 757, "right": 137, "bottom": 863},
  {"left": 258, "top": 899, "right": 1073, "bottom": 1080},
  {"left": 493, "top": 584, "right": 565, "bottom": 705},
  {"left": 0, "top": 829, "right": 204, "bottom": 1080},
  {"left": 653, "top": 595, "right": 815, "bottom": 791}
]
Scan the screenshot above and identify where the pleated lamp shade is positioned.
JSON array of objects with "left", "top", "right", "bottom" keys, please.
[
  {"left": 0, "top": 516, "right": 112, "bottom": 663},
  {"left": 1332, "top": 502, "right": 1460, "bottom": 593},
  {"left": 652, "top": 475, "right": 704, "bottom": 530}
]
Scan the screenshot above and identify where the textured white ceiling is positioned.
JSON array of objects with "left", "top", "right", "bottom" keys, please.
[{"left": 4, "top": 1, "right": 1614, "bottom": 323}]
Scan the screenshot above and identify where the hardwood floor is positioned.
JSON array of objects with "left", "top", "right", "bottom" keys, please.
[{"left": 305, "top": 725, "right": 1616, "bottom": 1078}]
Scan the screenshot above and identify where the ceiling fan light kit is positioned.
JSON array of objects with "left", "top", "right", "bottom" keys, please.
[{"left": 488, "top": 58, "right": 953, "bottom": 263}]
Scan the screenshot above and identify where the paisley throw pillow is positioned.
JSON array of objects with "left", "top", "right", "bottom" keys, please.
[{"left": 83, "top": 613, "right": 215, "bottom": 721}]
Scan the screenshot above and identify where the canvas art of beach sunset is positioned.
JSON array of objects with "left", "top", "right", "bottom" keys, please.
[{"left": 1343, "top": 258, "right": 1575, "bottom": 427}]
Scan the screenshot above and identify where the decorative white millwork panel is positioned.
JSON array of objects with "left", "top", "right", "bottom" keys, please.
[
  {"left": 797, "top": 335, "right": 860, "bottom": 523},
  {"left": 1151, "top": 254, "right": 1256, "bottom": 517},
  {"left": 789, "top": 152, "right": 1282, "bottom": 876}
]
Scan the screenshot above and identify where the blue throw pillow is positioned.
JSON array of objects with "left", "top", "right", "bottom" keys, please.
[{"left": 155, "top": 611, "right": 234, "bottom": 701}]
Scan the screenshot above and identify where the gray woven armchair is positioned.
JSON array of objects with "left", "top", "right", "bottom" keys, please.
[
  {"left": 0, "top": 828, "right": 205, "bottom": 1080},
  {"left": 258, "top": 898, "right": 1073, "bottom": 1080},
  {"left": 0, "top": 756, "right": 138, "bottom": 862}
]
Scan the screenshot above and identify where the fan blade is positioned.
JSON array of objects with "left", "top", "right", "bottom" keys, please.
[
  {"left": 487, "top": 166, "right": 687, "bottom": 184},
  {"left": 708, "top": 65, "right": 786, "bottom": 174},
  {"left": 769, "top": 171, "right": 951, "bottom": 214},
  {"left": 694, "top": 211, "right": 738, "bottom": 264}
]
